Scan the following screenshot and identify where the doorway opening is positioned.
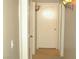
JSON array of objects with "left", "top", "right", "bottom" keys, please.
[
  {"left": 32, "top": 3, "right": 59, "bottom": 59},
  {"left": 19, "top": 0, "right": 65, "bottom": 59},
  {"left": 29, "top": 1, "right": 65, "bottom": 59}
]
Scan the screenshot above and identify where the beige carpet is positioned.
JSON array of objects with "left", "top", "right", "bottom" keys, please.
[{"left": 32, "top": 48, "right": 60, "bottom": 59}]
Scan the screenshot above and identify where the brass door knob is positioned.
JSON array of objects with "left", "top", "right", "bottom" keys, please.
[{"left": 30, "top": 35, "right": 33, "bottom": 38}]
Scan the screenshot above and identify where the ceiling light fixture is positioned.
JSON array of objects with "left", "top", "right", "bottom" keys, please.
[{"left": 63, "top": 0, "right": 74, "bottom": 10}]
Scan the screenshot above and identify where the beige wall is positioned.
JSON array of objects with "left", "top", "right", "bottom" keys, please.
[
  {"left": 64, "top": 6, "right": 76, "bottom": 59},
  {"left": 3, "top": 0, "right": 19, "bottom": 59}
]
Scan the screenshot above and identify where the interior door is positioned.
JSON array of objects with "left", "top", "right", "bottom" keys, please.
[
  {"left": 37, "top": 3, "right": 58, "bottom": 49},
  {"left": 29, "top": 2, "right": 36, "bottom": 56}
]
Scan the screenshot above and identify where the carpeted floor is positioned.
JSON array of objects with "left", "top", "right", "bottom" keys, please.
[{"left": 32, "top": 48, "right": 60, "bottom": 59}]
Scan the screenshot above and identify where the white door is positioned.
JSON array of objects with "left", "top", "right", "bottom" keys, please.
[
  {"left": 37, "top": 3, "right": 58, "bottom": 49},
  {"left": 29, "top": 2, "right": 36, "bottom": 55}
]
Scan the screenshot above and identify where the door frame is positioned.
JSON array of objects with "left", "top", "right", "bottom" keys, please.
[
  {"left": 19, "top": 0, "right": 65, "bottom": 59},
  {"left": 19, "top": 0, "right": 30, "bottom": 59},
  {"left": 58, "top": 4, "right": 65, "bottom": 57}
]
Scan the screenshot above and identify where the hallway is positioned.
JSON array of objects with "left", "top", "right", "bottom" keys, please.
[{"left": 32, "top": 48, "right": 60, "bottom": 59}]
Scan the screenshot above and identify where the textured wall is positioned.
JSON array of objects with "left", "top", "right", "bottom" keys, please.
[{"left": 3, "top": 0, "right": 19, "bottom": 59}]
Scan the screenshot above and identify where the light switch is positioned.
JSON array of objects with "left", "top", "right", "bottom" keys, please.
[{"left": 11, "top": 40, "right": 13, "bottom": 48}]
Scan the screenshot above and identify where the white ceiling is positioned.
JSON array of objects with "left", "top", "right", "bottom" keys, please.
[{"left": 33, "top": 0, "right": 59, "bottom": 3}]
